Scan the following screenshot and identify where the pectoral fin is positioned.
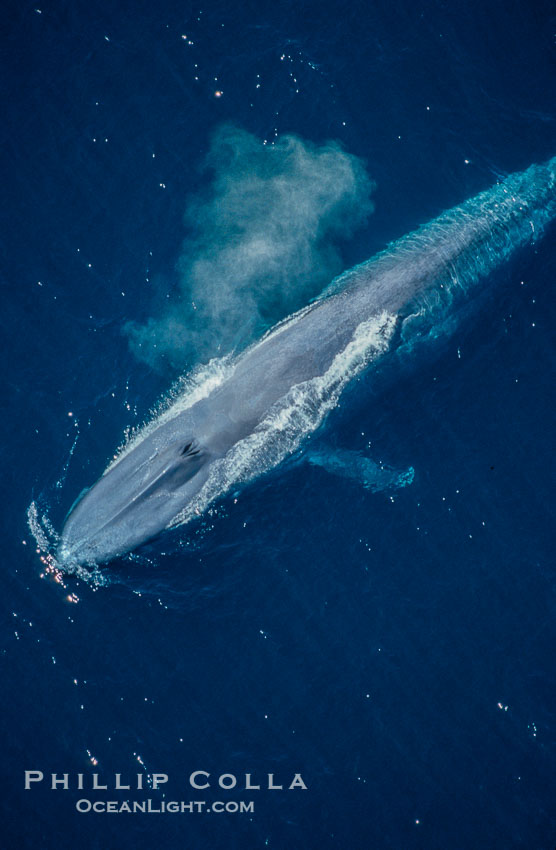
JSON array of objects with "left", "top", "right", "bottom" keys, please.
[{"left": 305, "top": 446, "right": 414, "bottom": 493}]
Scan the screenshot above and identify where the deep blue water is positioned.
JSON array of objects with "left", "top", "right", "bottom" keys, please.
[{"left": 2, "top": 1, "right": 556, "bottom": 847}]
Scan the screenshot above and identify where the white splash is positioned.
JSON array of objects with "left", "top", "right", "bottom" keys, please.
[{"left": 27, "top": 500, "right": 109, "bottom": 585}]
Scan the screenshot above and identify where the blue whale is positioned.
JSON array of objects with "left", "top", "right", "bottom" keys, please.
[{"left": 59, "top": 156, "right": 556, "bottom": 566}]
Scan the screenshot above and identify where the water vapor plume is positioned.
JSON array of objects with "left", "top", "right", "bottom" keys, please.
[{"left": 126, "top": 125, "right": 375, "bottom": 371}]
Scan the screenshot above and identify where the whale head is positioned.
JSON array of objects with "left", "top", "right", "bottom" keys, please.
[{"left": 58, "top": 435, "right": 212, "bottom": 566}]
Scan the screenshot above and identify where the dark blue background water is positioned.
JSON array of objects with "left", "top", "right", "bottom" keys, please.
[{"left": 2, "top": 1, "right": 555, "bottom": 847}]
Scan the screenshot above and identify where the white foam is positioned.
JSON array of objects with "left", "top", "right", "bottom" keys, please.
[{"left": 27, "top": 501, "right": 55, "bottom": 553}]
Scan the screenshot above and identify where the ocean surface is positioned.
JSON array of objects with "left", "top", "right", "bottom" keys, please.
[{"left": 2, "top": 0, "right": 556, "bottom": 847}]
